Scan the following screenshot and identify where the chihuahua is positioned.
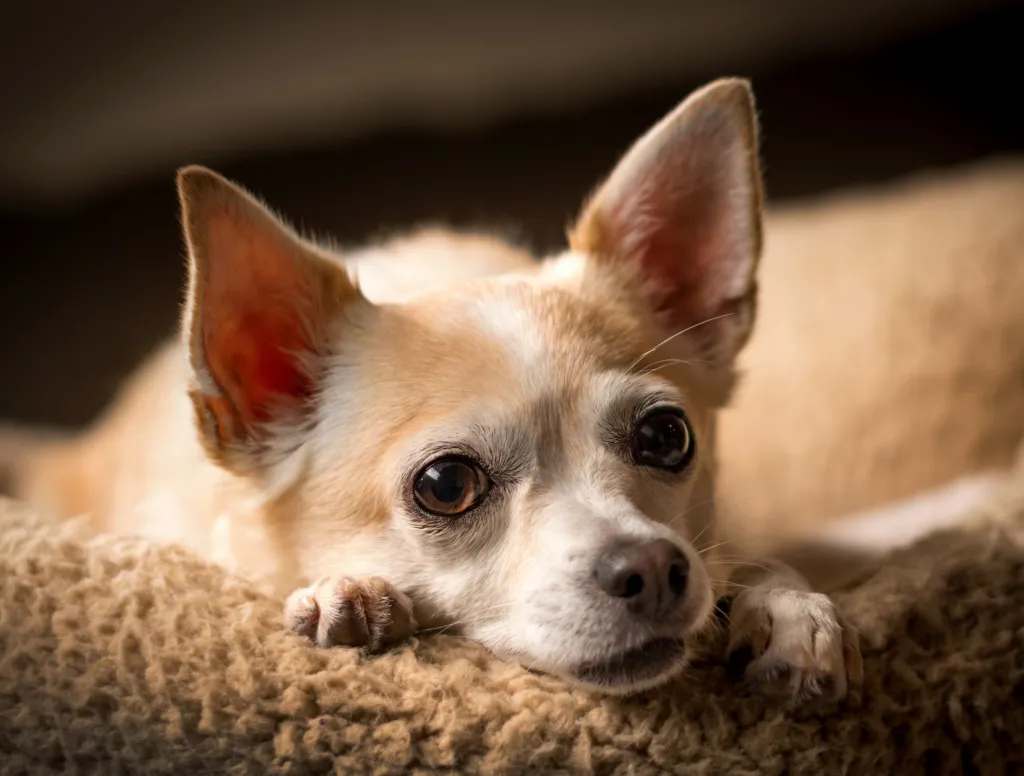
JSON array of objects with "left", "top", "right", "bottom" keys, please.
[{"left": 5, "top": 79, "right": 864, "bottom": 700}]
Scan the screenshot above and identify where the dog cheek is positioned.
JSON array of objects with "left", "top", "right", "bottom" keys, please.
[{"left": 411, "top": 558, "right": 504, "bottom": 625}]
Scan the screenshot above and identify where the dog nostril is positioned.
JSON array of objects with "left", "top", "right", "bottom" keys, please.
[
  {"left": 595, "top": 540, "right": 689, "bottom": 611},
  {"left": 668, "top": 561, "right": 688, "bottom": 597},
  {"left": 622, "top": 573, "right": 645, "bottom": 598}
]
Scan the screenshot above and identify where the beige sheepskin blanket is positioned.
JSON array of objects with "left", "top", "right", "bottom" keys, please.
[
  {"left": 1, "top": 478, "right": 1022, "bottom": 776},
  {"left": 2, "top": 162, "right": 1024, "bottom": 775}
]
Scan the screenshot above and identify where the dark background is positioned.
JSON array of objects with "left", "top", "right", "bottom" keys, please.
[{"left": 1, "top": 1, "right": 1021, "bottom": 427}]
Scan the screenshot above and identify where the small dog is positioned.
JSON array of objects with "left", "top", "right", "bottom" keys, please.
[{"left": 4, "top": 79, "right": 865, "bottom": 700}]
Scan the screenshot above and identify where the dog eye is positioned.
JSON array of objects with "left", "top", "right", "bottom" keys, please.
[
  {"left": 630, "top": 409, "right": 694, "bottom": 472},
  {"left": 413, "top": 457, "right": 490, "bottom": 516}
]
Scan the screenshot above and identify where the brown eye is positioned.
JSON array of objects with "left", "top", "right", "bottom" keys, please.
[
  {"left": 413, "top": 457, "right": 490, "bottom": 516},
  {"left": 630, "top": 409, "right": 694, "bottom": 472}
]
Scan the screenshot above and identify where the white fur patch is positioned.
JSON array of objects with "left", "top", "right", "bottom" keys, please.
[
  {"left": 467, "top": 290, "right": 551, "bottom": 379},
  {"left": 538, "top": 251, "right": 586, "bottom": 283},
  {"left": 818, "top": 471, "right": 1010, "bottom": 553}
]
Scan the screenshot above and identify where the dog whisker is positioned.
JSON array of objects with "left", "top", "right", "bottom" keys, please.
[
  {"left": 626, "top": 313, "right": 736, "bottom": 372},
  {"left": 421, "top": 604, "right": 515, "bottom": 635},
  {"left": 704, "top": 560, "right": 773, "bottom": 573},
  {"left": 419, "top": 602, "right": 516, "bottom": 636},
  {"left": 636, "top": 358, "right": 713, "bottom": 378},
  {"left": 636, "top": 358, "right": 691, "bottom": 376},
  {"left": 688, "top": 518, "right": 715, "bottom": 545},
  {"left": 697, "top": 539, "right": 733, "bottom": 556},
  {"left": 664, "top": 498, "right": 718, "bottom": 531}
]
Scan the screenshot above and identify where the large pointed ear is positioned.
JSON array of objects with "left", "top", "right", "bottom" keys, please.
[
  {"left": 571, "top": 78, "right": 764, "bottom": 368},
  {"left": 178, "top": 166, "right": 366, "bottom": 473}
]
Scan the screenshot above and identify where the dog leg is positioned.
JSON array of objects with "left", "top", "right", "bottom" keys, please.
[
  {"left": 721, "top": 469, "right": 1011, "bottom": 702},
  {"left": 723, "top": 560, "right": 862, "bottom": 704}
]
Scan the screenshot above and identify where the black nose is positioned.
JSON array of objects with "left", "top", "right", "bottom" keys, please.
[{"left": 593, "top": 538, "right": 689, "bottom": 618}]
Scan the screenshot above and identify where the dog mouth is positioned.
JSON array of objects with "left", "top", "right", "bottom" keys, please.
[{"left": 568, "top": 637, "right": 687, "bottom": 691}]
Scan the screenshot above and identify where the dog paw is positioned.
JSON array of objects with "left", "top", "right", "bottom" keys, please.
[
  {"left": 284, "top": 576, "right": 417, "bottom": 653},
  {"left": 726, "top": 587, "right": 862, "bottom": 704}
]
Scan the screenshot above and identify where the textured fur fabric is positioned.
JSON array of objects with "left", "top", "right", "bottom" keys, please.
[
  {"left": 1, "top": 474, "right": 1023, "bottom": 775},
  {"left": 3, "top": 160, "right": 1024, "bottom": 775}
]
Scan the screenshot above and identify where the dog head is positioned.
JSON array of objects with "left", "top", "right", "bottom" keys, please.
[{"left": 178, "top": 78, "right": 763, "bottom": 693}]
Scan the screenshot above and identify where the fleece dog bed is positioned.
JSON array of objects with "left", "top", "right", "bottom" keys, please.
[
  {"left": 1, "top": 480, "right": 1022, "bottom": 776},
  {"left": 3, "top": 161, "right": 1024, "bottom": 775}
]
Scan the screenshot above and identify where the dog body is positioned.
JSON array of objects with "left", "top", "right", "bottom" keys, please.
[
  {"left": 717, "top": 164, "right": 1024, "bottom": 546},
  {"left": 24, "top": 78, "right": 1000, "bottom": 697}
]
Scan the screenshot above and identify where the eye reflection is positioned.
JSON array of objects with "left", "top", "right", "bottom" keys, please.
[{"left": 630, "top": 409, "right": 694, "bottom": 471}]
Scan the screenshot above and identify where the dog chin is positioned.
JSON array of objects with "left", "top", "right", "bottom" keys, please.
[
  {"left": 562, "top": 636, "right": 690, "bottom": 695},
  {"left": 510, "top": 636, "right": 689, "bottom": 696}
]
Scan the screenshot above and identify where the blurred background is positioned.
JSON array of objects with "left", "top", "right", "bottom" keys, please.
[{"left": 1, "top": 0, "right": 1021, "bottom": 428}]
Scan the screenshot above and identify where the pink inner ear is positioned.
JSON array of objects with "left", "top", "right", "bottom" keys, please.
[
  {"left": 607, "top": 184, "right": 732, "bottom": 329},
  {"left": 205, "top": 309, "right": 313, "bottom": 426},
  {"left": 200, "top": 210, "right": 320, "bottom": 430}
]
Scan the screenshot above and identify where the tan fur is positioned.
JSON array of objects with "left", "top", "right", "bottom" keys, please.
[
  {"left": 5, "top": 79, "right": 1019, "bottom": 696},
  {"left": 23, "top": 164, "right": 1019, "bottom": 586},
  {"left": 718, "top": 160, "right": 1024, "bottom": 547}
]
